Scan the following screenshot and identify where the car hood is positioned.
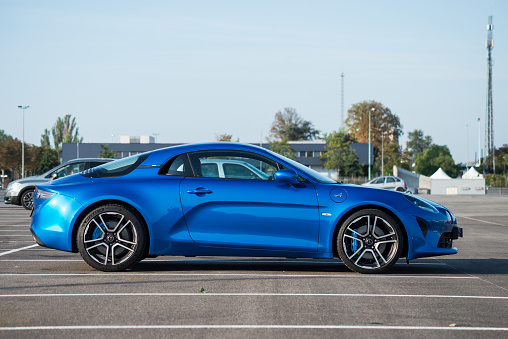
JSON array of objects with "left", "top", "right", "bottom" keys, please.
[{"left": 10, "top": 175, "right": 48, "bottom": 185}]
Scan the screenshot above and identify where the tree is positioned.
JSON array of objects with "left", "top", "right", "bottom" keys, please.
[
  {"left": 320, "top": 130, "right": 362, "bottom": 177},
  {"left": 51, "top": 115, "right": 83, "bottom": 149},
  {"left": 41, "top": 129, "right": 51, "bottom": 148},
  {"left": 269, "top": 107, "right": 319, "bottom": 141},
  {"left": 344, "top": 100, "right": 403, "bottom": 148},
  {"left": 270, "top": 140, "right": 296, "bottom": 160},
  {"left": 407, "top": 129, "right": 433, "bottom": 155},
  {"left": 215, "top": 133, "right": 239, "bottom": 142},
  {"left": 414, "top": 145, "right": 459, "bottom": 177},
  {"left": 374, "top": 142, "right": 403, "bottom": 176},
  {"left": 38, "top": 148, "right": 59, "bottom": 173},
  {"left": 98, "top": 144, "right": 116, "bottom": 158},
  {"left": 0, "top": 129, "right": 9, "bottom": 142}
]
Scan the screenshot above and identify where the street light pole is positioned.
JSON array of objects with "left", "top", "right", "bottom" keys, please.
[
  {"left": 478, "top": 118, "right": 481, "bottom": 166},
  {"left": 17, "top": 106, "right": 30, "bottom": 178},
  {"left": 381, "top": 132, "right": 384, "bottom": 176},
  {"left": 466, "top": 124, "right": 469, "bottom": 170},
  {"left": 368, "top": 107, "right": 374, "bottom": 180}
]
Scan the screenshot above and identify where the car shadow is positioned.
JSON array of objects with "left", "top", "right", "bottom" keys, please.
[{"left": 128, "top": 258, "right": 508, "bottom": 276}]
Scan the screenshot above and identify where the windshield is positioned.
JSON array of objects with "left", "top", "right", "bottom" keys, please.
[{"left": 265, "top": 149, "right": 336, "bottom": 184}]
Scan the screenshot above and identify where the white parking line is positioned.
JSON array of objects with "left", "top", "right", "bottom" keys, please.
[
  {"left": 1, "top": 292, "right": 505, "bottom": 299},
  {"left": 458, "top": 216, "right": 507, "bottom": 227},
  {"left": 0, "top": 325, "right": 507, "bottom": 332},
  {"left": 0, "top": 273, "right": 478, "bottom": 279},
  {"left": 0, "top": 244, "right": 38, "bottom": 257}
]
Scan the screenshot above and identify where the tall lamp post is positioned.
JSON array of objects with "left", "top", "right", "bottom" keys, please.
[
  {"left": 18, "top": 106, "right": 30, "bottom": 178},
  {"left": 368, "top": 107, "right": 374, "bottom": 180},
  {"left": 381, "top": 132, "right": 384, "bottom": 176}
]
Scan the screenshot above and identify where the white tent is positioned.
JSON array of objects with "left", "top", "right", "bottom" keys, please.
[
  {"left": 462, "top": 167, "right": 484, "bottom": 179},
  {"left": 430, "top": 168, "right": 452, "bottom": 179}
]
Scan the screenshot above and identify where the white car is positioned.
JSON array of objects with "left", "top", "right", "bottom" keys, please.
[
  {"left": 200, "top": 159, "right": 271, "bottom": 180},
  {"left": 361, "top": 176, "right": 407, "bottom": 192}
]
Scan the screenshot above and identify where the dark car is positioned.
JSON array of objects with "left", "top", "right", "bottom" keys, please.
[{"left": 4, "top": 158, "right": 113, "bottom": 210}]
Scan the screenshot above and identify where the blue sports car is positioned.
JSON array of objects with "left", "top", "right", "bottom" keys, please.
[{"left": 30, "top": 143, "right": 462, "bottom": 273}]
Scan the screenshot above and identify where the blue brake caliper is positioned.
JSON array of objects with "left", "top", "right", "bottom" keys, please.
[
  {"left": 92, "top": 224, "right": 103, "bottom": 240},
  {"left": 351, "top": 232, "right": 358, "bottom": 252}
]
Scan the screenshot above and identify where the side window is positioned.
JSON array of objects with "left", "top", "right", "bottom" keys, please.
[
  {"left": 188, "top": 150, "right": 279, "bottom": 180},
  {"left": 54, "top": 162, "right": 86, "bottom": 178},
  {"left": 87, "top": 162, "right": 106, "bottom": 170},
  {"left": 223, "top": 163, "right": 258, "bottom": 179},
  {"left": 374, "top": 178, "right": 385, "bottom": 184},
  {"left": 202, "top": 163, "right": 220, "bottom": 178},
  {"left": 163, "top": 154, "right": 193, "bottom": 177},
  {"left": 386, "top": 177, "right": 395, "bottom": 183}
]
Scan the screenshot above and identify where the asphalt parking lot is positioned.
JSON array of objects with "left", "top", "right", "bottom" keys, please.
[{"left": 0, "top": 190, "right": 507, "bottom": 338}]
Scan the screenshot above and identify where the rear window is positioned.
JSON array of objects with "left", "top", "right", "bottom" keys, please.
[{"left": 93, "top": 153, "right": 149, "bottom": 178}]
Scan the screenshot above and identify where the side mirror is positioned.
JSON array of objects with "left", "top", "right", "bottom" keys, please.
[{"left": 274, "top": 169, "right": 299, "bottom": 185}]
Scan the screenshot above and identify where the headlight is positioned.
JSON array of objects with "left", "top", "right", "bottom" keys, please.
[
  {"left": 403, "top": 194, "right": 439, "bottom": 213},
  {"left": 34, "top": 188, "right": 56, "bottom": 200}
]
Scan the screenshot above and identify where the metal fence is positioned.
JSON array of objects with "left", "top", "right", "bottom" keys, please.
[
  {"left": 337, "top": 177, "right": 369, "bottom": 185},
  {"left": 486, "top": 186, "right": 508, "bottom": 195}
]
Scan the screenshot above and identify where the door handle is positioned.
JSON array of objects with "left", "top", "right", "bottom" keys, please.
[{"left": 187, "top": 188, "right": 213, "bottom": 195}]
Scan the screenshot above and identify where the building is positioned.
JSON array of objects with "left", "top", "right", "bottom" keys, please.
[{"left": 61, "top": 137, "right": 372, "bottom": 180}]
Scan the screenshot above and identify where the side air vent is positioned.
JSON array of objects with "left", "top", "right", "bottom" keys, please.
[{"left": 416, "top": 218, "right": 428, "bottom": 237}]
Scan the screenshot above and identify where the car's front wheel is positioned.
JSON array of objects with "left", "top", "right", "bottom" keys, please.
[
  {"left": 77, "top": 204, "right": 146, "bottom": 272},
  {"left": 337, "top": 209, "right": 403, "bottom": 274},
  {"left": 21, "top": 189, "right": 34, "bottom": 210}
]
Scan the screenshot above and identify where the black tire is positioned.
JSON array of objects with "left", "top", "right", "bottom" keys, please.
[
  {"left": 337, "top": 209, "right": 403, "bottom": 274},
  {"left": 77, "top": 204, "right": 146, "bottom": 272},
  {"left": 21, "top": 189, "right": 34, "bottom": 210},
  {"left": 396, "top": 187, "right": 404, "bottom": 192}
]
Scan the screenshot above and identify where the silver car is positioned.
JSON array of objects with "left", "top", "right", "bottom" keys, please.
[
  {"left": 4, "top": 158, "right": 112, "bottom": 210},
  {"left": 361, "top": 175, "right": 407, "bottom": 192}
]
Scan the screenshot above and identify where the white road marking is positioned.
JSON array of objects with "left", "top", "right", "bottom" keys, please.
[
  {"left": 457, "top": 215, "right": 507, "bottom": 227},
  {"left": 0, "top": 244, "right": 38, "bottom": 257},
  {"left": 0, "top": 272, "right": 477, "bottom": 279},
  {"left": 2, "top": 292, "right": 503, "bottom": 299},
  {"left": 0, "top": 325, "right": 507, "bottom": 331}
]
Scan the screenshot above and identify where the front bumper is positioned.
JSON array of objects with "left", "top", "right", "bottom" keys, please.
[{"left": 3, "top": 189, "right": 20, "bottom": 205}]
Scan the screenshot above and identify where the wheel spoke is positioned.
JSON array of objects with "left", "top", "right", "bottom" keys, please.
[
  {"left": 346, "top": 244, "right": 364, "bottom": 260},
  {"left": 376, "top": 239, "right": 396, "bottom": 245},
  {"left": 111, "top": 215, "right": 125, "bottom": 233},
  {"left": 371, "top": 216, "right": 378, "bottom": 236},
  {"left": 118, "top": 238, "right": 136, "bottom": 246},
  {"left": 84, "top": 237, "right": 103, "bottom": 244},
  {"left": 116, "top": 219, "right": 131, "bottom": 235},
  {"left": 103, "top": 246, "right": 109, "bottom": 265},
  {"left": 99, "top": 214, "right": 109, "bottom": 231},
  {"left": 115, "top": 243, "right": 135, "bottom": 253},
  {"left": 374, "top": 232, "right": 395, "bottom": 240},
  {"left": 86, "top": 242, "right": 107, "bottom": 251},
  {"left": 374, "top": 247, "right": 388, "bottom": 264}
]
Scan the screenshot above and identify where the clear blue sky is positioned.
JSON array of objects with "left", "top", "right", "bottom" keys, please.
[{"left": 1, "top": 0, "right": 507, "bottom": 165}]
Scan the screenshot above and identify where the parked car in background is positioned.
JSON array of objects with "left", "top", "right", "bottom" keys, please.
[
  {"left": 4, "top": 158, "right": 113, "bottom": 210},
  {"left": 361, "top": 176, "right": 407, "bottom": 192}
]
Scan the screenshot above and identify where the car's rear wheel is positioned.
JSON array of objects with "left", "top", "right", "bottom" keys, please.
[
  {"left": 21, "top": 189, "right": 34, "bottom": 210},
  {"left": 337, "top": 209, "right": 403, "bottom": 274},
  {"left": 77, "top": 205, "right": 146, "bottom": 272}
]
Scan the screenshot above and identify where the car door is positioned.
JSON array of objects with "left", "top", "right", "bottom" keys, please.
[
  {"left": 179, "top": 150, "right": 320, "bottom": 252},
  {"left": 385, "top": 177, "right": 396, "bottom": 190}
]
